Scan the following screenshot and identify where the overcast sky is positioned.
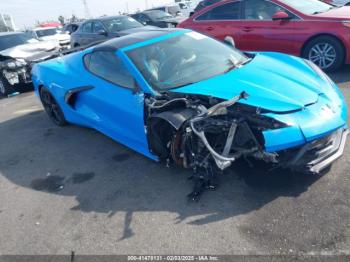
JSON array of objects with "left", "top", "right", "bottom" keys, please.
[{"left": 2, "top": 0, "right": 173, "bottom": 29}]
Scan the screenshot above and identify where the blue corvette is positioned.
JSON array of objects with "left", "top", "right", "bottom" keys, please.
[{"left": 32, "top": 29, "right": 348, "bottom": 199}]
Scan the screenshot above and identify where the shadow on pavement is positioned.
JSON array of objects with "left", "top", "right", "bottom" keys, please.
[
  {"left": 0, "top": 110, "right": 322, "bottom": 240},
  {"left": 329, "top": 65, "right": 350, "bottom": 85}
]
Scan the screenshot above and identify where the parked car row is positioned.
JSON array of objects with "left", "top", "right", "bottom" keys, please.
[
  {"left": 69, "top": 0, "right": 350, "bottom": 72},
  {"left": 1, "top": 0, "right": 350, "bottom": 98}
]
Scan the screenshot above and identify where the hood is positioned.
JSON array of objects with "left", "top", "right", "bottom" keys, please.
[
  {"left": 171, "top": 53, "right": 335, "bottom": 113},
  {"left": 312, "top": 6, "right": 350, "bottom": 20},
  {"left": 119, "top": 26, "right": 159, "bottom": 36},
  {"left": 0, "top": 40, "right": 59, "bottom": 60},
  {"left": 40, "top": 34, "right": 70, "bottom": 43}
]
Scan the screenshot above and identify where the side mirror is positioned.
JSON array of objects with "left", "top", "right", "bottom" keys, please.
[
  {"left": 97, "top": 29, "right": 108, "bottom": 36},
  {"left": 272, "top": 11, "right": 291, "bottom": 21},
  {"left": 224, "top": 36, "right": 235, "bottom": 48}
]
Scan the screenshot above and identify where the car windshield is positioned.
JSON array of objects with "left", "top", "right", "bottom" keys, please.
[
  {"left": 102, "top": 17, "right": 143, "bottom": 33},
  {"left": 279, "top": 0, "right": 335, "bottom": 15},
  {"left": 147, "top": 10, "right": 173, "bottom": 20},
  {"left": 126, "top": 32, "right": 250, "bottom": 91},
  {"left": 35, "top": 28, "right": 58, "bottom": 37},
  {"left": 0, "top": 33, "right": 38, "bottom": 51}
]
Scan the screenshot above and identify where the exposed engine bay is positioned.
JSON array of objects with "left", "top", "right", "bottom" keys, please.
[{"left": 145, "top": 91, "right": 289, "bottom": 200}]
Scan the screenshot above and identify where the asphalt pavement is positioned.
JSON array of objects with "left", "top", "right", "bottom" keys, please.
[{"left": 0, "top": 66, "right": 349, "bottom": 255}]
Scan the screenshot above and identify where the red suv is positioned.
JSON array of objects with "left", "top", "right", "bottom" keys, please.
[{"left": 178, "top": 0, "right": 350, "bottom": 71}]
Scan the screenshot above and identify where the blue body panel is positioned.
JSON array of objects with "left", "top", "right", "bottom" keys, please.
[
  {"left": 32, "top": 48, "right": 157, "bottom": 160},
  {"left": 32, "top": 30, "right": 348, "bottom": 160}
]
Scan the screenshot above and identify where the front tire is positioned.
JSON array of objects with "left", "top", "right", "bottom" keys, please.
[
  {"left": 302, "top": 36, "right": 345, "bottom": 72},
  {"left": 40, "top": 88, "right": 68, "bottom": 126}
]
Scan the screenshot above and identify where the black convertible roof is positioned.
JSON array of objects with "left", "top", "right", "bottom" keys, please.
[{"left": 93, "top": 28, "right": 184, "bottom": 52}]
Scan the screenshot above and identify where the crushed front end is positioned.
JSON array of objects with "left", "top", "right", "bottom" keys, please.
[
  {"left": 145, "top": 89, "right": 348, "bottom": 200},
  {"left": 0, "top": 48, "right": 59, "bottom": 89},
  {"left": 278, "top": 128, "right": 349, "bottom": 173},
  {"left": 0, "top": 57, "right": 31, "bottom": 86}
]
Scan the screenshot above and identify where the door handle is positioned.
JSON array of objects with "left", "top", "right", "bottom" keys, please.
[
  {"left": 206, "top": 26, "right": 214, "bottom": 31},
  {"left": 242, "top": 27, "right": 253, "bottom": 32}
]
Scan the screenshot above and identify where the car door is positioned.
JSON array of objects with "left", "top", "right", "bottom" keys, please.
[
  {"left": 239, "top": 0, "right": 300, "bottom": 54},
  {"left": 189, "top": 1, "right": 245, "bottom": 48},
  {"left": 77, "top": 50, "right": 151, "bottom": 156},
  {"left": 79, "top": 22, "right": 94, "bottom": 46},
  {"left": 92, "top": 21, "right": 109, "bottom": 42}
]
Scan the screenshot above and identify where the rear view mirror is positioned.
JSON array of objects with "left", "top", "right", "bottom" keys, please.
[
  {"left": 224, "top": 36, "right": 235, "bottom": 48},
  {"left": 272, "top": 11, "right": 291, "bottom": 21}
]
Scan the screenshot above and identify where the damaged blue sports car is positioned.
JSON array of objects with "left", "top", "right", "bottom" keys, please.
[{"left": 32, "top": 29, "right": 348, "bottom": 200}]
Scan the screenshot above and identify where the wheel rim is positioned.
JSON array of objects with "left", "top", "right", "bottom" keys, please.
[
  {"left": 41, "top": 91, "right": 63, "bottom": 125},
  {"left": 308, "top": 43, "right": 337, "bottom": 69},
  {"left": 0, "top": 79, "right": 5, "bottom": 95}
]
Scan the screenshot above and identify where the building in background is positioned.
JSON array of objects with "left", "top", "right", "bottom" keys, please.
[{"left": 0, "top": 14, "right": 16, "bottom": 32}]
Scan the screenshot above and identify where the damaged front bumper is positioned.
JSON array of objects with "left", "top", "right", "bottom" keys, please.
[{"left": 282, "top": 128, "right": 349, "bottom": 173}]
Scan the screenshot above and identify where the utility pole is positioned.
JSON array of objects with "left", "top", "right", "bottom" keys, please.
[
  {"left": 82, "top": 0, "right": 91, "bottom": 19},
  {"left": 125, "top": 2, "right": 129, "bottom": 14}
]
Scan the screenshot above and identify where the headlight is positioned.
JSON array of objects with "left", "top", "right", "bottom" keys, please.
[
  {"left": 343, "top": 21, "right": 350, "bottom": 28},
  {"left": 304, "top": 59, "right": 333, "bottom": 86}
]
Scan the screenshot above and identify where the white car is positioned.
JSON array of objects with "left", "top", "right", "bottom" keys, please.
[
  {"left": 0, "top": 32, "right": 60, "bottom": 96},
  {"left": 30, "top": 27, "right": 70, "bottom": 49},
  {"left": 324, "top": 0, "right": 350, "bottom": 6}
]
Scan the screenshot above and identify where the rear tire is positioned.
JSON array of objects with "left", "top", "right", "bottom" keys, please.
[
  {"left": 302, "top": 35, "right": 345, "bottom": 72},
  {"left": 40, "top": 88, "right": 68, "bottom": 126}
]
